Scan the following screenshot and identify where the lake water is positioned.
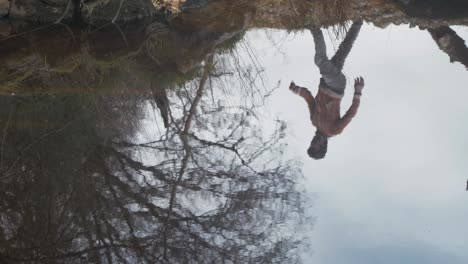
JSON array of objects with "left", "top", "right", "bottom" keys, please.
[
  {"left": 1, "top": 7, "right": 468, "bottom": 264},
  {"left": 247, "top": 25, "right": 468, "bottom": 263}
]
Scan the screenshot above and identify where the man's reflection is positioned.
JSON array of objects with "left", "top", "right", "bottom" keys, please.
[{"left": 289, "top": 21, "right": 365, "bottom": 159}]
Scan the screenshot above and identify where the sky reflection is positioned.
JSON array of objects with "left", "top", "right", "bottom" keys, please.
[{"left": 243, "top": 24, "right": 468, "bottom": 263}]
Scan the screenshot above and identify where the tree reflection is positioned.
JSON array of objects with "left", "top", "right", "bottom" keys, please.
[
  {"left": 427, "top": 26, "right": 468, "bottom": 70},
  {"left": 0, "top": 43, "right": 310, "bottom": 263}
]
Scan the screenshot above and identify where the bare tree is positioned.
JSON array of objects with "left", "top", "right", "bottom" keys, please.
[
  {"left": 0, "top": 26, "right": 311, "bottom": 263},
  {"left": 427, "top": 26, "right": 468, "bottom": 70}
]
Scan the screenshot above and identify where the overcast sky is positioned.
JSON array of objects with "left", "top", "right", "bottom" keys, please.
[{"left": 243, "top": 24, "right": 468, "bottom": 263}]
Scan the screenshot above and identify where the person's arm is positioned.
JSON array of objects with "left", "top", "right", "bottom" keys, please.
[
  {"left": 289, "top": 81, "right": 315, "bottom": 109},
  {"left": 335, "top": 77, "right": 364, "bottom": 134}
]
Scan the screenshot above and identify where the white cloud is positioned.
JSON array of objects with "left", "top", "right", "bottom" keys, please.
[{"left": 245, "top": 24, "right": 468, "bottom": 263}]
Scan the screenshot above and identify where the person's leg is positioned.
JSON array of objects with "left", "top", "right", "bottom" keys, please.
[
  {"left": 311, "top": 29, "right": 342, "bottom": 80},
  {"left": 311, "top": 28, "right": 329, "bottom": 66},
  {"left": 331, "top": 20, "right": 363, "bottom": 71},
  {"left": 311, "top": 28, "right": 346, "bottom": 94}
]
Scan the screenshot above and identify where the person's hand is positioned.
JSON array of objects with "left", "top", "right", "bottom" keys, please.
[
  {"left": 289, "top": 81, "right": 297, "bottom": 91},
  {"left": 354, "top": 77, "right": 365, "bottom": 94},
  {"left": 289, "top": 81, "right": 301, "bottom": 94}
]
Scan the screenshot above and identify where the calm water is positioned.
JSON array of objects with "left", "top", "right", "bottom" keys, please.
[
  {"left": 1, "top": 4, "right": 468, "bottom": 263},
  {"left": 250, "top": 25, "right": 468, "bottom": 263}
]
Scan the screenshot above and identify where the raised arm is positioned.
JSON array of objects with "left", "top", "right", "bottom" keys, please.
[
  {"left": 335, "top": 77, "right": 364, "bottom": 134},
  {"left": 289, "top": 81, "right": 315, "bottom": 108}
]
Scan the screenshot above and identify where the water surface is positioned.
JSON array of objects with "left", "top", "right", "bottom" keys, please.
[{"left": 1, "top": 3, "right": 468, "bottom": 263}]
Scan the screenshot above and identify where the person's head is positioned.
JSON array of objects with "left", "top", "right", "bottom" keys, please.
[{"left": 307, "top": 130, "right": 328, "bottom": 160}]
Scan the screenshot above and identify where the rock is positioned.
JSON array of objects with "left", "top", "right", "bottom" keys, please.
[
  {"left": 373, "top": 20, "right": 392, "bottom": 29},
  {"left": 81, "top": 0, "right": 156, "bottom": 24},
  {"left": 180, "top": 0, "right": 211, "bottom": 11},
  {"left": 8, "top": 0, "right": 157, "bottom": 24},
  {"left": 0, "top": 0, "right": 9, "bottom": 17},
  {"left": 9, "top": 0, "right": 73, "bottom": 22},
  {"left": 0, "top": 20, "right": 11, "bottom": 38}
]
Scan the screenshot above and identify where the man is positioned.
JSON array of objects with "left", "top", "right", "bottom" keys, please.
[{"left": 289, "top": 21, "right": 365, "bottom": 159}]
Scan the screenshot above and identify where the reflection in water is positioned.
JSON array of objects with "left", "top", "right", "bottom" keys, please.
[
  {"left": 1, "top": 0, "right": 468, "bottom": 263},
  {"left": 152, "top": 86, "right": 170, "bottom": 128},
  {"left": 0, "top": 7, "right": 313, "bottom": 259},
  {"left": 427, "top": 26, "right": 468, "bottom": 70},
  {"left": 0, "top": 53, "right": 310, "bottom": 262},
  {"left": 289, "top": 21, "right": 364, "bottom": 160},
  {"left": 394, "top": 0, "right": 468, "bottom": 19}
]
